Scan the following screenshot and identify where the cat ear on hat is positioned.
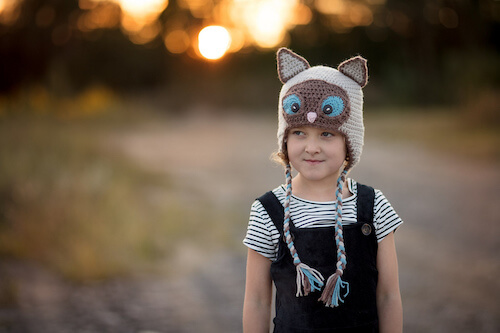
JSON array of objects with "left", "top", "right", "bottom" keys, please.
[
  {"left": 277, "top": 48, "right": 310, "bottom": 84},
  {"left": 338, "top": 56, "right": 368, "bottom": 88}
]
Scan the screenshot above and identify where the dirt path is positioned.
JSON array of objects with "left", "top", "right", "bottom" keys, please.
[{"left": 1, "top": 113, "right": 499, "bottom": 332}]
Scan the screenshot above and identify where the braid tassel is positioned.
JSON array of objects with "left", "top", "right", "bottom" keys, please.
[
  {"left": 319, "top": 169, "right": 350, "bottom": 307},
  {"left": 319, "top": 269, "right": 350, "bottom": 307},
  {"left": 296, "top": 263, "right": 324, "bottom": 296},
  {"left": 284, "top": 164, "right": 324, "bottom": 297}
]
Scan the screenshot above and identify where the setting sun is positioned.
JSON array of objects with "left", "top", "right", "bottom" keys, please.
[{"left": 198, "top": 25, "right": 231, "bottom": 60}]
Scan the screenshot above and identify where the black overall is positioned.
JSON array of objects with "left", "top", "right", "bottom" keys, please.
[{"left": 257, "top": 184, "right": 379, "bottom": 332}]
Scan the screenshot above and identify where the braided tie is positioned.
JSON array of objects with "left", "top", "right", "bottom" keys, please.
[
  {"left": 283, "top": 164, "right": 324, "bottom": 296},
  {"left": 318, "top": 169, "right": 350, "bottom": 307}
]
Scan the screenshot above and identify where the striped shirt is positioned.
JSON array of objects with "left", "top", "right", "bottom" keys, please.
[{"left": 243, "top": 178, "right": 403, "bottom": 261}]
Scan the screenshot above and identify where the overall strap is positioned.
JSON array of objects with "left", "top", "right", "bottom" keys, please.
[
  {"left": 257, "top": 191, "right": 285, "bottom": 235},
  {"left": 356, "top": 183, "right": 375, "bottom": 223}
]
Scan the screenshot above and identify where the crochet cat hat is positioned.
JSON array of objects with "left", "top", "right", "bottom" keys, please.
[{"left": 276, "top": 48, "right": 368, "bottom": 307}]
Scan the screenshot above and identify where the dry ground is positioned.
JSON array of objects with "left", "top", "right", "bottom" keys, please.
[{"left": 1, "top": 112, "right": 499, "bottom": 332}]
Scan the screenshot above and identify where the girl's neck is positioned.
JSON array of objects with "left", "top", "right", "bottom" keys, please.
[{"left": 291, "top": 174, "right": 351, "bottom": 202}]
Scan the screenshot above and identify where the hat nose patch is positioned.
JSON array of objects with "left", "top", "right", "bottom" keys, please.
[{"left": 307, "top": 112, "right": 317, "bottom": 123}]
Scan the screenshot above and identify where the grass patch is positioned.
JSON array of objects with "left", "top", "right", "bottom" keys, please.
[
  {"left": 365, "top": 106, "right": 500, "bottom": 162},
  {"left": 0, "top": 112, "right": 216, "bottom": 282}
]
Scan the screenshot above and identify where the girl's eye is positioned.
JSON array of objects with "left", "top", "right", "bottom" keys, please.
[
  {"left": 322, "top": 96, "right": 344, "bottom": 117},
  {"left": 283, "top": 94, "right": 301, "bottom": 115},
  {"left": 321, "top": 132, "right": 334, "bottom": 137},
  {"left": 292, "top": 130, "right": 304, "bottom": 136}
]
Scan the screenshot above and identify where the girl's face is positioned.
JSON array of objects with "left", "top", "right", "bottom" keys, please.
[{"left": 287, "top": 126, "right": 347, "bottom": 184}]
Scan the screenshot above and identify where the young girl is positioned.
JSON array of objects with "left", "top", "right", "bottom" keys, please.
[{"left": 243, "top": 48, "right": 403, "bottom": 333}]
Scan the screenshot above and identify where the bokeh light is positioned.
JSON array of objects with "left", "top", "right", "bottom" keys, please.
[
  {"left": 164, "top": 29, "right": 191, "bottom": 54},
  {"left": 198, "top": 25, "right": 231, "bottom": 60},
  {"left": 77, "top": 1, "right": 121, "bottom": 31},
  {"left": 117, "top": 0, "right": 168, "bottom": 20},
  {"left": 79, "top": 0, "right": 168, "bottom": 44},
  {"left": 0, "top": 0, "right": 21, "bottom": 25},
  {"left": 227, "top": 0, "right": 301, "bottom": 49},
  {"left": 178, "top": 0, "right": 214, "bottom": 19}
]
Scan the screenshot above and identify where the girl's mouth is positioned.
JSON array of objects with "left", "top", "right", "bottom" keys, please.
[{"left": 304, "top": 159, "right": 323, "bottom": 165}]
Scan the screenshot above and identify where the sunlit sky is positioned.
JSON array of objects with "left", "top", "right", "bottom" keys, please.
[{"left": 0, "top": 0, "right": 463, "bottom": 61}]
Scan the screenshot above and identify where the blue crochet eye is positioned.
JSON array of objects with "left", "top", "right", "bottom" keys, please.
[
  {"left": 322, "top": 96, "right": 344, "bottom": 117},
  {"left": 283, "top": 94, "right": 301, "bottom": 115}
]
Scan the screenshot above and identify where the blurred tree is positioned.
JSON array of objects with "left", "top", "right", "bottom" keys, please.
[
  {"left": 288, "top": 0, "right": 499, "bottom": 106},
  {"left": 0, "top": 0, "right": 498, "bottom": 108},
  {"left": 0, "top": 0, "right": 169, "bottom": 96},
  {"left": 0, "top": 0, "right": 66, "bottom": 92}
]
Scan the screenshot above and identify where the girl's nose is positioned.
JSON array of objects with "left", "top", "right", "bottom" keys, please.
[{"left": 305, "top": 138, "right": 320, "bottom": 154}]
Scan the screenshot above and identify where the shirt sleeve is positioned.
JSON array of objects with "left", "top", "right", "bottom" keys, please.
[
  {"left": 373, "top": 189, "right": 403, "bottom": 242},
  {"left": 243, "top": 200, "right": 279, "bottom": 261}
]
